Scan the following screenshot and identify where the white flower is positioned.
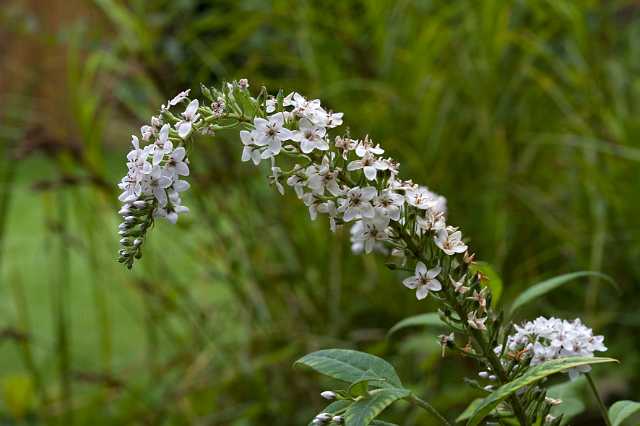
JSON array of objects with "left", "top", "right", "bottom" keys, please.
[
  {"left": 140, "top": 125, "right": 154, "bottom": 141},
  {"left": 334, "top": 136, "right": 356, "bottom": 159},
  {"left": 351, "top": 213, "right": 390, "bottom": 253},
  {"left": 434, "top": 227, "right": 468, "bottom": 255},
  {"left": 265, "top": 97, "right": 276, "bottom": 113},
  {"left": 338, "top": 186, "right": 377, "bottom": 222},
  {"left": 402, "top": 262, "right": 442, "bottom": 300},
  {"left": 152, "top": 124, "right": 173, "bottom": 165},
  {"left": 450, "top": 276, "right": 470, "bottom": 294},
  {"left": 176, "top": 99, "right": 201, "bottom": 139},
  {"left": 154, "top": 190, "right": 189, "bottom": 224},
  {"left": 416, "top": 207, "right": 446, "bottom": 233},
  {"left": 283, "top": 92, "right": 323, "bottom": 119},
  {"left": 498, "top": 317, "right": 607, "bottom": 380},
  {"left": 165, "top": 147, "right": 190, "bottom": 178},
  {"left": 269, "top": 164, "right": 285, "bottom": 195},
  {"left": 373, "top": 189, "right": 404, "bottom": 221},
  {"left": 347, "top": 152, "right": 388, "bottom": 181},
  {"left": 168, "top": 89, "right": 190, "bottom": 106},
  {"left": 148, "top": 173, "right": 173, "bottom": 206},
  {"left": 306, "top": 156, "right": 341, "bottom": 196},
  {"left": 316, "top": 110, "right": 343, "bottom": 128},
  {"left": 292, "top": 118, "right": 328, "bottom": 154},
  {"left": 405, "top": 186, "right": 441, "bottom": 210},
  {"left": 240, "top": 130, "right": 264, "bottom": 165},
  {"left": 238, "top": 78, "right": 249, "bottom": 89},
  {"left": 286, "top": 166, "right": 307, "bottom": 198},
  {"left": 354, "top": 137, "right": 384, "bottom": 157},
  {"left": 254, "top": 113, "right": 293, "bottom": 157},
  {"left": 468, "top": 311, "right": 487, "bottom": 330}
]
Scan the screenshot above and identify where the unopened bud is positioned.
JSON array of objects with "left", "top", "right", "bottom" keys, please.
[
  {"left": 133, "top": 238, "right": 143, "bottom": 247},
  {"left": 320, "top": 391, "right": 337, "bottom": 401},
  {"left": 488, "top": 375, "right": 496, "bottom": 381},
  {"left": 483, "top": 385, "right": 494, "bottom": 391},
  {"left": 119, "top": 238, "right": 131, "bottom": 246},
  {"left": 315, "top": 413, "right": 332, "bottom": 422},
  {"left": 118, "top": 206, "right": 131, "bottom": 216},
  {"left": 133, "top": 200, "right": 147, "bottom": 208},
  {"left": 478, "top": 371, "right": 489, "bottom": 378},
  {"left": 332, "top": 416, "right": 344, "bottom": 424},
  {"left": 124, "top": 216, "right": 137, "bottom": 224}
]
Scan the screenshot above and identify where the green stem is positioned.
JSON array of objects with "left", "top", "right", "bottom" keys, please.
[
  {"left": 586, "top": 373, "right": 612, "bottom": 426},
  {"left": 409, "top": 394, "right": 452, "bottom": 426}
]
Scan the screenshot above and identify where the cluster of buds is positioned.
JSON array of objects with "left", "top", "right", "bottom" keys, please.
[{"left": 312, "top": 412, "right": 343, "bottom": 425}]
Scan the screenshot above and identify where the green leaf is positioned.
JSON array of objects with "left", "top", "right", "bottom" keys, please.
[
  {"left": 345, "top": 388, "right": 410, "bottom": 426},
  {"left": 295, "top": 349, "right": 403, "bottom": 388},
  {"left": 471, "top": 262, "right": 503, "bottom": 306},
  {"left": 370, "top": 421, "right": 399, "bottom": 426},
  {"left": 609, "top": 400, "right": 640, "bottom": 426},
  {"left": 509, "top": 271, "right": 617, "bottom": 316},
  {"left": 456, "top": 398, "right": 483, "bottom": 422},
  {"left": 467, "top": 356, "right": 618, "bottom": 426},
  {"left": 387, "top": 313, "right": 446, "bottom": 336},
  {"left": 547, "top": 376, "right": 586, "bottom": 425}
]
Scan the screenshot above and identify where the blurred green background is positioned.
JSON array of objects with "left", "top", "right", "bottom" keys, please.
[{"left": 1, "top": 0, "right": 639, "bottom": 424}]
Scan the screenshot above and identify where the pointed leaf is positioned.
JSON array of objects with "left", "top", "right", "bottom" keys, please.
[
  {"left": 609, "top": 400, "right": 640, "bottom": 426},
  {"left": 456, "top": 398, "right": 483, "bottom": 422},
  {"left": 345, "top": 388, "right": 410, "bottom": 426},
  {"left": 547, "top": 376, "right": 587, "bottom": 425},
  {"left": 370, "top": 421, "right": 398, "bottom": 426},
  {"left": 509, "top": 271, "right": 617, "bottom": 316},
  {"left": 295, "top": 349, "right": 403, "bottom": 388},
  {"left": 467, "top": 356, "right": 618, "bottom": 426},
  {"left": 387, "top": 313, "right": 446, "bottom": 336}
]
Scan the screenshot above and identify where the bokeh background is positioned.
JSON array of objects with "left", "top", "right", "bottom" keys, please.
[{"left": 1, "top": 0, "right": 639, "bottom": 424}]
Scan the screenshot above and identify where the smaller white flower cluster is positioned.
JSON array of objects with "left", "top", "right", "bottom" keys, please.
[
  {"left": 495, "top": 316, "right": 607, "bottom": 379},
  {"left": 117, "top": 90, "right": 199, "bottom": 267}
]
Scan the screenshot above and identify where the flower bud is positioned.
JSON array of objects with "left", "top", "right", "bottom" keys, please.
[
  {"left": 315, "top": 413, "right": 332, "bottom": 422},
  {"left": 133, "top": 200, "right": 147, "bottom": 208},
  {"left": 124, "top": 216, "right": 137, "bottom": 224},
  {"left": 483, "top": 385, "right": 494, "bottom": 391},
  {"left": 332, "top": 416, "right": 344, "bottom": 424},
  {"left": 118, "top": 206, "right": 131, "bottom": 216},
  {"left": 488, "top": 375, "right": 496, "bottom": 381},
  {"left": 478, "top": 371, "right": 489, "bottom": 378},
  {"left": 320, "top": 391, "right": 336, "bottom": 401},
  {"left": 133, "top": 238, "right": 143, "bottom": 247},
  {"left": 119, "top": 238, "right": 131, "bottom": 246}
]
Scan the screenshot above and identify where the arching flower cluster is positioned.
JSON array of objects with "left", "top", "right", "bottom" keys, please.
[
  {"left": 117, "top": 91, "right": 196, "bottom": 267},
  {"left": 494, "top": 316, "right": 607, "bottom": 379}
]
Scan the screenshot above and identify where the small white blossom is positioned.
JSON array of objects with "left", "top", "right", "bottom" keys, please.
[
  {"left": 293, "top": 118, "right": 328, "bottom": 154},
  {"left": 176, "top": 99, "right": 201, "bottom": 139},
  {"left": 354, "top": 136, "right": 384, "bottom": 157},
  {"left": 165, "top": 147, "right": 190, "bottom": 178},
  {"left": 240, "top": 130, "right": 264, "bottom": 165},
  {"left": 373, "top": 189, "right": 404, "bottom": 221},
  {"left": 402, "top": 262, "right": 442, "bottom": 300},
  {"left": 338, "top": 186, "right": 377, "bottom": 222},
  {"left": 468, "top": 311, "right": 487, "bottom": 330},
  {"left": 168, "top": 89, "right": 190, "bottom": 106},
  {"left": 306, "top": 156, "right": 341, "bottom": 196},
  {"left": 351, "top": 213, "right": 390, "bottom": 254},
  {"left": 254, "top": 113, "right": 293, "bottom": 157},
  {"left": 435, "top": 227, "right": 468, "bottom": 255},
  {"left": 405, "top": 186, "right": 441, "bottom": 210},
  {"left": 347, "top": 152, "right": 388, "bottom": 181}
]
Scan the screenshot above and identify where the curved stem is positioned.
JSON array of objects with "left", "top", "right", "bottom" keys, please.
[
  {"left": 586, "top": 372, "right": 612, "bottom": 426},
  {"left": 409, "top": 394, "right": 452, "bottom": 426}
]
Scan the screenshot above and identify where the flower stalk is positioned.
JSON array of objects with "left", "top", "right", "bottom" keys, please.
[{"left": 116, "top": 81, "right": 611, "bottom": 425}]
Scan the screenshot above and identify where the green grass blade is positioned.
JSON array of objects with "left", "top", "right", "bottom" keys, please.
[{"left": 509, "top": 271, "right": 618, "bottom": 316}]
